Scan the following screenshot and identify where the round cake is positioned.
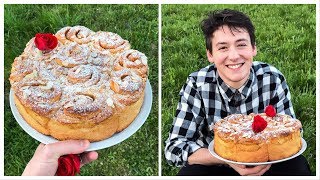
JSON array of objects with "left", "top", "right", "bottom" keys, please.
[
  {"left": 213, "top": 113, "right": 302, "bottom": 162},
  {"left": 9, "top": 25, "right": 148, "bottom": 142}
]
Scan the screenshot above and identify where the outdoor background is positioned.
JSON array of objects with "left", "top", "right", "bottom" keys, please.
[
  {"left": 162, "top": 4, "right": 316, "bottom": 175},
  {"left": 4, "top": 4, "right": 158, "bottom": 176}
]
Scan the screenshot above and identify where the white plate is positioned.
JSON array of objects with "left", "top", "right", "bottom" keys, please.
[
  {"left": 9, "top": 80, "right": 152, "bottom": 151},
  {"left": 208, "top": 138, "right": 307, "bottom": 165}
]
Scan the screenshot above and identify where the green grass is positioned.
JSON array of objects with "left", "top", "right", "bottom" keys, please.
[
  {"left": 4, "top": 4, "right": 317, "bottom": 177},
  {"left": 161, "top": 4, "right": 316, "bottom": 176},
  {"left": 4, "top": 4, "right": 158, "bottom": 176}
]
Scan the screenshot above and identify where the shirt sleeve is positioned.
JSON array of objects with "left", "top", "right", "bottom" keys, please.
[
  {"left": 270, "top": 73, "right": 296, "bottom": 118},
  {"left": 164, "top": 76, "right": 205, "bottom": 167}
]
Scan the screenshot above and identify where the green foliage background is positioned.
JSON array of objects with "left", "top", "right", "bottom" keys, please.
[
  {"left": 161, "top": 4, "right": 316, "bottom": 176},
  {"left": 3, "top": 3, "right": 317, "bottom": 177},
  {"left": 4, "top": 4, "right": 158, "bottom": 176}
]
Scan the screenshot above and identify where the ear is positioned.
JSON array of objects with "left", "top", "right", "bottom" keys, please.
[
  {"left": 252, "top": 45, "right": 257, "bottom": 56},
  {"left": 207, "top": 50, "right": 215, "bottom": 63}
]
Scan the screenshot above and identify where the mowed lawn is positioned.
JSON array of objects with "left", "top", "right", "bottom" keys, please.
[
  {"left": 161, "top": 4, "right": 316, "bottom": 175},
  {"left": 4, "top": 4, "right": 158, "bottom": 176}
]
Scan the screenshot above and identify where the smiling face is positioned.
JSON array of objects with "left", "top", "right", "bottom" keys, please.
[{"left": 207, "top": 25, "right": 257, "bottom": 89}]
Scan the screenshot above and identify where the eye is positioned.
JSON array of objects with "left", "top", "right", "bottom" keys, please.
[
  {"left": 237, "top": 43, "right": 247, "bottom": 47},
  {"left": 218, "top": 46, "right": 227, "bottom": 50}
]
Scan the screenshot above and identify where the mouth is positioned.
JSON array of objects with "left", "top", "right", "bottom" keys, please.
[{"left": 226, "top": 62, "right": 245, "bottom": 69}]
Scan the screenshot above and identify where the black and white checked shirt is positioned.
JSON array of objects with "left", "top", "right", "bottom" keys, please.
[{"left": 164, "top": 61, "right": 295, "bottom": 167}]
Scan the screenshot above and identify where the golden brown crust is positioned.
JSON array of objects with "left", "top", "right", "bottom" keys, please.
[
  {"left": 9, "top": 56, "right": 33, "bottom": 83},
  {"left": 14, "top": 95, "right": 50, "bottom": 135},
  {"left": 93, "top": 31, "right": 131, "bottom": 54},
  {"left": 214, "top": 133, "right": 269, "bottom": 162},
  {"left": 113, "top": 49, "right": 148, "bottom": 78},
  {"left": 14, "top": 93, "right": 145, "bottom": 142},
  {"left": 213, "top": 113, "right": 302, "bottom": 162},
  {"left": 56, "top": 26, "right": 93, "bottom": 45},
  {"left": 268, "top": 131, "right": 301, "bottom": 161},
  {"left": 10, "top": 26, "right": 148, "bottom": 142},
  {"left": 116, "top": 92, "right": 144, "bottom": 132}
]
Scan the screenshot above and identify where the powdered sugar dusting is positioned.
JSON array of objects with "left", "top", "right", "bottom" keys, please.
[
  {"left": 93, "top": 31, "right": 131, "bottom": 55},
  {"left": 214, "top": 113, "right": 302, "bottom": 141},
  {"left": 10, "top": 25, "right": 148, "bottom": 124}
]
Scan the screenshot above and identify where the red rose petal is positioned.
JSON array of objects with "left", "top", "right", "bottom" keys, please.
[
  {"left": 265, "top": 105, "right": 276, "bottom": 117},
  {"left": 56, "top": 154, "right": 81, "bottom": 176},
  {"left": 252, "top": 115, "right": 268, "bottom": 133},
  {"left": 34, "top": 33, "right": 58, "bottom": 51}
]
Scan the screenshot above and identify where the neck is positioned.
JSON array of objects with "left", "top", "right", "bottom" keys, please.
[
  {"left": 226, "top": 82, "right": 244, "bottom": 89},
  {"left": 218, "top": 73, "right": 250, "bottom": 90}
]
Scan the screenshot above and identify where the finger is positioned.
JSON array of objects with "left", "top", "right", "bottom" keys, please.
[
  {"left": 228, "top": 163, "right": 246, "bottom": 169},
  {"left": 80, "top": 151, "right": 98, "bottom": 167},
  {"left": 228, "top": 163, "right": 248, "bottom": 175},
  {"left": 252, "top": 165, "right": 270, "bottom": 175},
  {"left": 234, "top": 165, "right": 261, "bottom": 176},
  {"left": 33, "top": 143, "right": 45, "bottom": 154},
  {"left": 30, "top": 143, "right": 46, "bottom": 160},
  {"left": 236, "top": 164, "right": 246, "bottom": 169},
  {"left": 44, "top": 140, "right": 90, "bottom": 158},
  {"left": 256, "top": 164, "right": 271, "bottom": 175},
  {"left": 246, "top": 165, "right": 271, "bottom": 176},
  {"left": 247, "top": 170, "right": 267, "bottom": 176}
]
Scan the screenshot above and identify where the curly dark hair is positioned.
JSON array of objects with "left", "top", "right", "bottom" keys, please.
[{"left": 201, "top": 9, "right": 255, "bottom": 53}]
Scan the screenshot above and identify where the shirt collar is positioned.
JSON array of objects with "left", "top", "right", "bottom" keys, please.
[{"left": 217, "top": 68, "right": 254, "bottom": 102}]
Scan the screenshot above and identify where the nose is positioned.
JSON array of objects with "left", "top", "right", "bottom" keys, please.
[{"left": 228, "top": 47, "right": 240, "bottom": 61}]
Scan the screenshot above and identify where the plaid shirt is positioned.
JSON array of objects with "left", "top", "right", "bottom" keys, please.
[{"left": 164, "top": 61, "right": 295, "bottom": 167}]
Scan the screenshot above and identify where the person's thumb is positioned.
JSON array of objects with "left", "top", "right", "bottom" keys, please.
[{"left": 45, "top": 140, "right": 90, "bottom": 158}]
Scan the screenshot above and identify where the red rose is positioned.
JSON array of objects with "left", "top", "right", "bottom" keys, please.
[
  {"left": 56, "top": 154, "right": 81, "bottom": 176},
  {"left": 34, "top": 33, "right": 58, "bottom": 51},
  {"left": 265, "top": 105, "right": 276, "bottom": 117},
  {"left": 252, "top": 115, "right": 268, "bottom": 133}
]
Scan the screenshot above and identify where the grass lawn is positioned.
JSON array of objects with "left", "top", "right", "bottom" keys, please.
[
  {"left": 4, "top": 4, "right": 158, "bottom": 176},
  {"left": 161, "top": 4, "right": 316, "bottom": 176}
]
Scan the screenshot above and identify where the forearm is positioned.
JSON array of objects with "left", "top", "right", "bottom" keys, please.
[{"left": 187, "top": 148, "right": 226, "bottom": 166}]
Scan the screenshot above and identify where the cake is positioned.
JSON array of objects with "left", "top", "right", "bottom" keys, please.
[
  {"left": 9, "top": 25, "right": 148, "bottom": 142},
  {"left": 213, "top": 112, "right": 302, "bottom": 162}
]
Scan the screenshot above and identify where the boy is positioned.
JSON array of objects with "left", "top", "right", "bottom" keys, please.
[{"left": 164, "top": 9, "right": 311, "bottom": 176}]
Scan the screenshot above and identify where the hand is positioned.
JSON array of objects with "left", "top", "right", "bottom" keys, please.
[
  {"left": 188, "top": 148, "right": 226, "bottom": 165},
  {"left": 22, "top": 140, "right": 98, "bottom": 176},
  {"left": 227, "top": 163, "right": 271, "bottom": 176}
]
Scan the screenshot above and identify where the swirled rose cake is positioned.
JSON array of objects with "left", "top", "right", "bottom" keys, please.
[
  {"left": 213, "top": 112, "right": 302, "bottom": 162},
  {"left": 9, "top": 25, "right": 148, "bottom": 142}
]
